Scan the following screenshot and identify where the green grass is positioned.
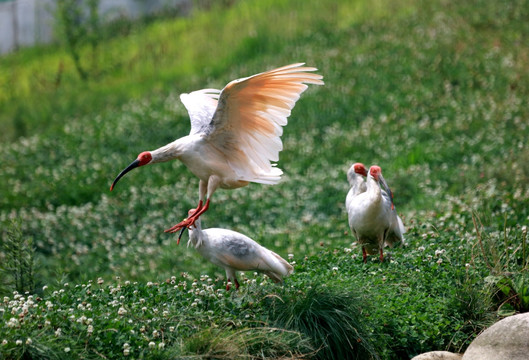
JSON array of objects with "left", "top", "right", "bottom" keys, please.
[{"left": 1, "top": 0, "right": 529, "bottom": 358}]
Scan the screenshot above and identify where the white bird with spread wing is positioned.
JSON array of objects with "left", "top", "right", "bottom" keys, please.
[
  {"left": 186, "top": 209, "right": 293, "bottom": 290},
  {"left": 346, "top": 164, "right": 405, "bottom": 263},
  {"left": 110, "top": 63, "right": 324, "bottom": 242}
]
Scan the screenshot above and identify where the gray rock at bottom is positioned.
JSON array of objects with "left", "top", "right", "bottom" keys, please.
[
  {"left": 462, "top": 312, "right": 529, "bottom": 360},
  {"left": 411, "top": 351, "right": 463, "bottom": 360}
]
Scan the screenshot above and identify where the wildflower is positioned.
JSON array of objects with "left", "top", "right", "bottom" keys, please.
[
  {"left": 7, "top": 318, "right": 19, "bottom": 328},
  {"left": 148, "top": 342, "right": 156, "bottom": 348},
  {"left": 288, "top": 253, "right": 294, "bottom": 260},
  {"left": 169, "top": 326, "right": 175, "bottom": 332},
  {"left": 26, "top": 338, "right": 32, "bottom": 345},
  {"left": 332, "top": 266, "right": 338, "bottom": 271},
  {"left": 158, "top": 342, "right": 165, "bottom": 349},
  {"left": 437, "top": 258, "right": 443, "bottom": 265},
  {"left": 97, "top": 278, "right": 104, "bottom": 285},
  {"left": 55, "top": 328, "right": 62, "bottom": 337},
  {"left": 16, "top": 340, "right": 22, "bottom": 346},
  {"left": 118, "top": 307, "right": 127, "bottom": 316},
  {"left": 87, "top": 325, "right": 94, "bottom": 334},
  {"left": 2, "top": 340, "right": 7, "bottom": 345},
  {"left": 152, "top": 330, "right": 159, "bottom": 338},
  {"left": 64, "top": 347, "right": 71, "bottom": 353},
  {"left": 147, "top": 282, "right": 154, "bottom": 287},
  {"left": 42, "top": 286, "right": 48, "bottom": 291}
]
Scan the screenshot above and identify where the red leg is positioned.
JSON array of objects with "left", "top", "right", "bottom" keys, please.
[
  {"left": 234, "top": 278, "right": 240, "bottom": 290},
  {"left": 362, "top": 247, "right": 367, "bottom": 263},
  {"left": 164, "top": 200, "right": 206, "bottom": 242},
  {"left": 379, "top": 248, "right": 384, "bottom": 263}
]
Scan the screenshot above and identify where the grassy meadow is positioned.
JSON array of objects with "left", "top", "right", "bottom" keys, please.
[{"left": 1, "top": 0, "right": 529, "bottom": 358}]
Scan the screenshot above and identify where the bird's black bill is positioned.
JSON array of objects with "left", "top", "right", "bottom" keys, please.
[
  {"left": 110, "top": 159, "right": 140, "bottom": 191},
  {"left": 177, "top": 227, "right": 186, "bottom": 243}
]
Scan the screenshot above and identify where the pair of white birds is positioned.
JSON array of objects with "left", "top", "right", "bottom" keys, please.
[
  {"left": 110, "top": 63, "right": 402, "bottom": 289},
  {"left": 345, "top": 163, "right": 405, "bottom": 263}
]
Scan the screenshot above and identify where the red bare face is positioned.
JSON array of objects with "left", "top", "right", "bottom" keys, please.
[
  {"left": 369, "top": 165, "right": 382, "bottom": 181},
  {"left": 353, "top": 163, "right": 368, "bottom": 177},
  {"left": 137, "top": 151, "right": 152, "bottom": 166}
]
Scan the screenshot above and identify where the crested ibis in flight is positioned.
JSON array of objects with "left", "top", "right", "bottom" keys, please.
[
  {"left": 346, "top": 164, "right": 405, "bottom": 263},
  {"left": 185, "top": 209, "right": 293, "bottom": 290},
  {"left": 110, "top": 63, "right": 324, "bottom": 242}
]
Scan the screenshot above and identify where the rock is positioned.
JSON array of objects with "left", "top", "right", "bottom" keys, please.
[
  {"left": 462, "top": 312, "right": 529, "bottom": 360},
  {"left": 411, "top": 351, "right": 463, "bottom": 360}
]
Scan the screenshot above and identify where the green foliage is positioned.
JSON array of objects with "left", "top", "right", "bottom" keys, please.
[
  {"left": 55, "top": 0, "right": 101, "bottom": 80},
  {"left": 0, "top": 220, "right": 36, "bottom": 295}
]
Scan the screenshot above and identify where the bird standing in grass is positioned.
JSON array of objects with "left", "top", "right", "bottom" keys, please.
[
  {"left": 185, "top": 209, "right": 293, "bottom": 290},
  {"left": 346, "top": 165, "right": 405, "bottom": 263},
  {"left": 110, "top": 63, "right": 324, "bottom": 242}
]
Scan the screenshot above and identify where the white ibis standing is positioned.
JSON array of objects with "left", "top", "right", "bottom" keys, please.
[
  {"left": 110, "top": 63, "right": 324, "bottom": 243},
  {"left": 185, "top": 209, "right": 293, "bottom": 290},
  {"left": 346, "top": 165, "right": 405, "bottom": 263}
]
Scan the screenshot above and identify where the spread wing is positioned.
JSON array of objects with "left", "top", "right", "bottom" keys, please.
[
  {"left": 202, "top": 63, "right": 324, "bottom": 184},
  {"left": 180, "top": 89, "right": 221, "bottom": 135}
]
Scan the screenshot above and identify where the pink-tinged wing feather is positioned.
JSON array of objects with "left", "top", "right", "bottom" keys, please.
[{"left": 206, "top": 63, "right": 324, "bottom": 184}]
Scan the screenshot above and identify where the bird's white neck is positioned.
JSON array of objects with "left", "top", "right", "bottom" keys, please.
[
  {"left": 150, "top": 137, "right": 188, "bottom": 164},
  {"left": 366, "top": 175, "right": 382, "bottom": 202}
]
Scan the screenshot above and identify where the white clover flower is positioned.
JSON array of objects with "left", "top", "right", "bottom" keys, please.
[
  {"left": 147, "top": 282, "right": 154, "bottom": 287},
  {"left": 16, "top": 340, "right": 23, "bottom": 346},
  {"left": 418, "top": 246, "right": 425, "bottom": 251},
  {"left": 87, "top": 325, "right": 94, "bottom": 334},
  {"left": 191, "top": 302, "right": 198, "bottom": 307},
  {"left": 169, "top": 326, "right": 175, "bottom": 332},
  {"left": 434, "top": 249, "right": 445, "bottom": 256},
  {"left": 7, "top": 318, "right": 19, "bottom": 328},
  {"left": 148, "top": 341, "right": 156, "bottom": 348},
  {"left": 44, "top": 320, "right": 51, "bottom": 326},
  {"left": 97, "top": 278, "right": 104, "bottom": 285},
  {"left": 118, "top": 307, "right": 127, "bottom": 316},
  {"left": 123, "top": 343, "right": 130, "bottom": 349},
  {"left": 332, "top": 266, "right": 338, "bottom": 271},
  {"left": 152, "top": 330, "right": 159, "bottom": 338},
  {"left": 64, "top": 347, "right": 71, "bottom": 353},
  {"left": 42, "top": 286, "right": 48, "bottom": 291},
  {"left": 123, "top": 348, "right": 130, "bottom": 356},
  {"left": 163, "top": 310, "right": 169, "bottom": 317},
  {"left": 158, "top": 342, "right": 165, "bottom": 349},
  {"left": 288, "top": 253, "right": 294, "bottom": 260},
  {"left": 2, "top": 339, "right": 7, "bottom": 345},
  {"left": 55, "top": 328, "right": 62, "bottom": 337},
  {"left": 436, "top": 258, "right": 443, "bottom": 265},
  {"left": 26, "top": 338, "right": 32, "bottom": 345}
]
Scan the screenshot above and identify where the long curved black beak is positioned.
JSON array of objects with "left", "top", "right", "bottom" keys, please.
[{"left": 110, "top": 159, "right": 140, "bottom": 191}]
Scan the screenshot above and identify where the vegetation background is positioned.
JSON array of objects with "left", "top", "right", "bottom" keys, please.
[{"left": 1, "top": 0, "right": 528, "bottom": 359}]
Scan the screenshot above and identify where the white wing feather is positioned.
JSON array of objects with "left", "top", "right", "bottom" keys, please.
[{"left": 180, "top": 89, "right": 221, "bottom": 135}]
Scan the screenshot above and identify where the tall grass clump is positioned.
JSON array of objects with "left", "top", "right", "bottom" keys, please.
[
  {"left": 267, "top": 286, "right": 380, "bottom": 360},
  {"left": 473, "top": 213, "right": 529, "bottom": 315},
  {"left": 0, "top": 220, "right": 36, "bottom": 296}
]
